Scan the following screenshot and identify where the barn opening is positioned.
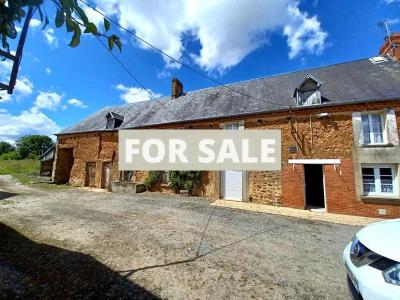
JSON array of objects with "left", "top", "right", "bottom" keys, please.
[{"left": 56, "top": 148, "right": 74, "bottom": 184}]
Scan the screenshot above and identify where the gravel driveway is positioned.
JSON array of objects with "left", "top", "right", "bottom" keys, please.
[{"left": 0, "top": 176, "right": 359, "bottom": 299}]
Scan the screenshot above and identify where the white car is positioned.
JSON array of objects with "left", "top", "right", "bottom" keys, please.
[{"left": 343, "top": 219, "right": 400, "bottom": 300}]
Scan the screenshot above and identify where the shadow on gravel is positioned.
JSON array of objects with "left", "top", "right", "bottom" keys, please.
[
  {"left": 0, "top": 191, "right": 18, "bottom": 201},
  {"left": 0, "top": 223, "right": 159, "bottom": 299}
]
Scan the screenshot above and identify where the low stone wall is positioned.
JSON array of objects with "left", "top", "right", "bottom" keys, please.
[{"left": 111, "top": 182, "right": 146, "bottom": 194}]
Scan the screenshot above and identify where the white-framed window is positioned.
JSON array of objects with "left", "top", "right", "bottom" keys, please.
[
  {"left": 361, "top": 113, "right": 385, "bottom": 145},
  {"left": 362, "top": 164, "right": 397, "bottom": 196},
  {"left": 223, "top": 123, "right": 239, "bottom": 130}
]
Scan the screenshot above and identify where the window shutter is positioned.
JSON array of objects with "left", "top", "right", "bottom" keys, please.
[
  {"left": 352, "top": 112, "right": 363, "bottom": 146},
  {"left": 385, "top": 109, "right": 399, "bottom": 145}
]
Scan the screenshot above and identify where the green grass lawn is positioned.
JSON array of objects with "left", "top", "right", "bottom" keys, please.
[
  {"left": 0, "top": 159, "right": 39, "bottom": 177},
  {"left": 0, "top": 159, "right": 70, "bottom": 189}
]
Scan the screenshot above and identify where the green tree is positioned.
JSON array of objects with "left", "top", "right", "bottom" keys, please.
[
  {"left": 0, "top": 0, "right": 121, "bottom": 52},
  {"left": 0, "top": 141, "right": 15, "bottom": 155},
  {"left": 15, "top": 135, "right": 53, "bottom": 159}
]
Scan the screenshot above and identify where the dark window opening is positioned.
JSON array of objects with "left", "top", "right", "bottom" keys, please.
[
  {"left": 160, "top": 171, "right": 169, "bottom": 184},
  {"left": 294, "top": 74, "right": 323, "bottom": 107},
  {"left": 105, "top": 111, "right": 124, "bottom": 129},
  {"left": 120, "top": 171, "right": 134, "bottom": 182}
]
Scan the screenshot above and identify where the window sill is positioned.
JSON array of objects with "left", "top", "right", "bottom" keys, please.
[
  {"left": 361, "top": 195, "right": 400, "bottom": 205},
  {"left": 360, "top": 143, "right": 394, "bottom": 148}
]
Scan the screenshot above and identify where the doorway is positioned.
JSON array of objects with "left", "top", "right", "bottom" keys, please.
[
  {"left": 56, "top": 148, "right": 74, "bottom": 184},
  {"left": 101, "top": 162, "right": 111, "bottom": 189},
  {"left": 304, "top": 164, "right": 325, "bottom": 210},
  {"left": 85, "top": 162, "right": 97, "bottom": 187},
  {"left": 221, "top": 170, "right": 243, "bottom": 201}
]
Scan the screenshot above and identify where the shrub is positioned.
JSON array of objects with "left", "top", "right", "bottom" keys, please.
[
  {"left": 143, "top": 171, "right": 160, "bottom": 190},
  {"left": 168, "top": 171, "right": 202, "bottom": 194},
  {"left": 0, "top": 151, "right": 19, "bottom": 160}
]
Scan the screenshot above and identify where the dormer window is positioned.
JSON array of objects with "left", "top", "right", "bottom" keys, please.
[
  {"left": 105, "top": 111, "right": 124, "bottom": 129},
  {"left": 294, "top": 74, "right": 322, "bottom": 107}
]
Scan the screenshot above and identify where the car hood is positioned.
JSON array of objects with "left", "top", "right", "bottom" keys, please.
[{"left": 357, "top": 219, "right": 400, "bottom": 262}]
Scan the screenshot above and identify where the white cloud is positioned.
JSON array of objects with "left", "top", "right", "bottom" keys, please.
[
  {"left": 0, "top": 107, "right": 60, "bottom": 142},
  {"left": 0, "top": 109, "right": 7, "bottom": 113},
  {"left": 29, "top": 19, "right": 42, "bottom": 28},
  {"left": 156, "top": 69, "right": 171, "bottom": 79},
  {"left": 0, "top": 59, "right": 13, "bottom": 77},
  {"left": 115, "top": 84, "right": 162, "bottom": 103},
  {"left": 283, "top": 4, "right": 327, "bottom": 59},
  {"left": 26, "top": 19, "right": 59, "bottom": 48},
  {"left": 45, "top": 67, "right": 52, "bottom": 74},
  {"left": 34, "top": 91, "right": 63, "bottom": 111},
  {"left": 14, "top": 77, "right": 34, "bottom": 97},
  {"left": 0, "top": 58, "right": 33, "bottom": 102},
  {"left": 82, "top": 5, "right": 107, "bottom": 28},
  {"left": 91, "top": 0, "right": 327, "bottom": 72},
  {"left": 43, "top": 28, "right": 58, "bottom": 48},
  {"left": 67, "top": 98, "right": 88, "bottom": 108}
]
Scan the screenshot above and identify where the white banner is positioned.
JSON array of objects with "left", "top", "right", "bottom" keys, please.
[{"left": 119, "top": 129, "right": 281, "bottom": 171}]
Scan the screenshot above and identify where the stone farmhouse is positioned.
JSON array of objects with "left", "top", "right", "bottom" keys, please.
[{"left": 53, "top": 34, "right": 400, "bottom": 218}]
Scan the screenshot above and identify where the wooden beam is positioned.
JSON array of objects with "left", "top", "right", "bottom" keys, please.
[
  {"left": 0, "top": 83, "right": 10, "bottom": 91},
  {"left": 8, "top": 6, "right": 34, "bottom": 94},
  {"left": 0, "top": 49, "right": 16, "bottom": 61}
]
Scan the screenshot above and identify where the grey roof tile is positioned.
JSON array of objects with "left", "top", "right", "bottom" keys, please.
[{"left": 59, "top": 58, "right": 400, "bottom": 135}]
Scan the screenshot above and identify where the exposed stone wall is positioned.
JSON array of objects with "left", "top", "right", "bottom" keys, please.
[
  {"left": 248, "top": 171, "right": 281, "bottom": 205},
  {"left": 54, "top": 100, "right": 400, "bottom": 217},
  {"left": 55, "top": 132, "right": 119, "bottom": 187}
]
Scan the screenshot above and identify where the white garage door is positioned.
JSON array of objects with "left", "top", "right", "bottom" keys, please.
[{"left": 221, "top": 170, "right": 242, "bottom": 201}]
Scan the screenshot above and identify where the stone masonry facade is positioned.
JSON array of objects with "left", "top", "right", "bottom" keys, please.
[{"left": 54, "top": 100, "right": 400, "bottom": 218}]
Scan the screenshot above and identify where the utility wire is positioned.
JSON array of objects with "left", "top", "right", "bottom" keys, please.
[
  {"left": 95, "top": 35, "right": 186, "bottom": 122},
  {"left": 80, "top": 0, "right": 289, "bottom": 109}
]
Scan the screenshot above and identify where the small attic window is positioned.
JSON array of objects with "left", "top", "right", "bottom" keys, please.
[
  {"left": 105, "top": 111, "right": 124, "bottom": 129},
  {"left": 294, "top": 74, "right": 322, "bottom": 107}
]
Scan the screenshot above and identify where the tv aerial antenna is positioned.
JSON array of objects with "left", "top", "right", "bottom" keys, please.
[{"left": 377, "top": 19, "right": 393, "bottom": 46}]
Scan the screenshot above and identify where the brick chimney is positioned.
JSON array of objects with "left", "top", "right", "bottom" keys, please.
[
  {"left": 379, "top": 33, "right": 400, "bottom": 60},
  {"left": 171, "top": 77, "right": 183, "bottom": 99}
]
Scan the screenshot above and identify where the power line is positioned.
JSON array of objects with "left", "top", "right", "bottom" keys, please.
[
  {"left": 95, "top": 35, "right": 187, "bottom": 122},
  {"left": 79, "top": 0, "right": 289, "bottom": 109}
]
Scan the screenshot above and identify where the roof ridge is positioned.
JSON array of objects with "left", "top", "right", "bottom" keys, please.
[{"left": 179, "top": 58, "right": 372, "bottom": 96}]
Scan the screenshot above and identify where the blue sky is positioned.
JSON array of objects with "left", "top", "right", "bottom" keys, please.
[{"left": 0, "top": 0, "right": 399, "bottom": 143}]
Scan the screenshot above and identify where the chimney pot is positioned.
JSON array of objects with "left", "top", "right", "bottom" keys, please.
[
  {"left": 171, "top": 77, "right": 184, "bottom": 99},
  {"left": 379, "top": 33, "right": 400, "bottom": 61}
]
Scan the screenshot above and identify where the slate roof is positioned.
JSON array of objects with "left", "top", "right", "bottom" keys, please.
[{"left": 59, "top": 58, "right": 400, "bottom": 135}]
